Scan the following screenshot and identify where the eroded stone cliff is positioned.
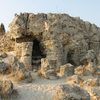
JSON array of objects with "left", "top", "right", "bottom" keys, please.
[{"left": 8, "top": 13, "right": 100, "bottom": 67}]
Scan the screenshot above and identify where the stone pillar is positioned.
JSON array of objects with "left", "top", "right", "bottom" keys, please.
[
  {"left": 41, "top": 39, "right": 65, "bottom": 79},
  {"left": 20, "top": 42, "right": 33, "bottom": 70},
  {"left": 44, "top": 39, "right": 65, "bottom": 70}
]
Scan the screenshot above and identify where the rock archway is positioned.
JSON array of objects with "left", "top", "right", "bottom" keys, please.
[{"left": 16, "top": 36, "right": 46, "bottom": 70}]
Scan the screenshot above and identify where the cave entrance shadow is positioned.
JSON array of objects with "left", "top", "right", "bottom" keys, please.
[{"left": 32, "top": 38, "right": 46, "bottom": 70}]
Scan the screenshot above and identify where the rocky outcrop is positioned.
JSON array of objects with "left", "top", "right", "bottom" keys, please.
[
  {"left": 66, "top": 63, "right": 100, "bottom": 100},
  {"left": 57, "top": 63, "right": 74, "bottom": 77},
  {"left": 39, "top": 58, "right": 58, "bottom": 79},
  {"left": 8, "top": 13, "right": 100, "bottom": 66},
  {"left": 0, "top": 24, "right": 14, "bottom": 52},
  {"left": 53, "top": 84, "right": 90, "bottom": 100},
  {"left": 0, "top": 80, "right": 14, "bottom": 99},
  {"left": 0, "top": 52, "right": 33, "bottom": 82},
  {"left": 0, "top": 62, "right": 10, "bottom": 74},
  {"left": 0, "top": 35, "right": 15, "bottom": 52}
]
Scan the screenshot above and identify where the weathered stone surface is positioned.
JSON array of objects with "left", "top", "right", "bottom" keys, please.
[
  {"left": 20, "top": 42, "right": 33, "bottom": 70},
  {"left": 0, "top": 62, "right": 9, "bottom": 74},
  {"left": 80, "top": 50, "right": 97, "bottom": 66},
  {"left": 74, "top": 65, "right": 84, "bottom": 75},
  {"left": 0, "top": 80, "right": 13, "bottom": 98},
  {"left": 0, "top": 34, "right": 15, "bottom": 52},
  {"left": 75, "top": 61, "right": 95, "bottom": 76},
  {"left": 0, "top": 52, "right": 24, "bottom": 73},
  {"left": 90, "top": 87, "right": 100, "bottom": 100},
  {"left": 1, "top": 13, "right": 100, "bottom": 100},
  {"left": 24, "top": 71, "right": 33, "bottom": 83},
  {"left": 8, "top": 13, "right": 100, "bottom": 69},
  {"left": 53, "top": 84, "right": 90, "bottom": 100},
  {"left": 94, "top": 66, "right": 100, "bottom": 77},
  {"left": 39, "top": 58, "right": 58, "bottom": 79},
  {"left": 82, "top": 81, "right": 100, "bottom": 100},
  {"left": 58, "top": 63, "right": 74, "bottom": 77},
  {"left": 7, "top": 13, "right": 100, "bottom": 79},
  {"left": 0, "top": 52, "right": 7, "bottom": 58},
  {"left": 82, "top": 77, "right": 100, "bottom": 87},
  {"left": 66, "top": 75, "right": 83, "bottom": 85},
  {"left": 0, "top": 52, "right": 33, "bottom": 82}
]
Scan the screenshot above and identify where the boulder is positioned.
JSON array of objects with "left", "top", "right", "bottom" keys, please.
[
  {"left": 58, "top": 63, "right": 74, "bottom": 77},
  {"left": 39, "top": 58, "right": 58, "bottom": 79},
  {"left": 90, "top": 87, "right": 100, "bottom": 100},
  {"left": 24, "top": 71, "right": 33, "bottom": 83},
  {"left": 0, "top": 80, "right": 13, "bottom": 98},
  {"left": 93, "top": 66, "right": 100, "bottom": 77},
  {"left": 53, "top": 84, "right": 90, "bottom": 100},
  {"left": 82, "top": 77, "right": 99, "bottom": 87},
  {"left": 66, "top": 75, "right": 83, "bottom": 85},
  {"left": 39, "top": 58, "right": 49, "bottom": 78},
  {"left": 0, "top": 62, "right": 10, "bottom": 74},
  {"left": 74, "top": 65, "right": 84, "bottom": 75},
  {"left": 75, "top": 62, "right": 95, "bottom": 76},
  {"left": 14, "top": 69, "right": 25, "bottom": 81},
  {"left": 0, "top": 52, "right": 7, "bottom": 58}
]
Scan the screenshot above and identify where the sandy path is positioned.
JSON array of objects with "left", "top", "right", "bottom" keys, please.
[{"left": 13, "top": 77, "right": 66, "bottom": 100}]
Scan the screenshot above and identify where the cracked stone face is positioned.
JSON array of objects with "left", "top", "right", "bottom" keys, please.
[{"left": 8, "top": 13, "right": 100, "bottom": 75}]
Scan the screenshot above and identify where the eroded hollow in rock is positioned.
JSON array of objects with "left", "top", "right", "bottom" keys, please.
[
  {"left": 67, "top": 50, "right": 76, "bottom": 66},
  {"left": 32, "top": 38, "right": 46, "bottom": 70}
]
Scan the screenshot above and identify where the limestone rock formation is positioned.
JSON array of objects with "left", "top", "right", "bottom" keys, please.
[
  {"left": 66, "top": 75, "right": 83, "bottom": 85},
  {"left": 57, "top": 63, "right": 74, "bottom": 77},
  {"left": 4, "top": 13, "right": 99, "bottom": 79},
  {"left": 0, "top": 62, "right": 10, "bottom": 74},
  {"left": 0, "top": 80, "right": 13, "bottom": 99},
  {"left": 0, "top": 52, "right": 33, "bottom": 82},
  {"left": 39, "top": 58, "right": 58, "bottom": 79},
  {"left": 53, "top": 84, "right": 90, "bottom": 100},
  {"left": 0, "top": 35, "right": 15, "bottom": 52}
]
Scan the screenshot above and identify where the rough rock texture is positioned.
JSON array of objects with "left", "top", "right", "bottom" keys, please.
[
  {"left": 57, "top": 63, "right": 74, "bottom": 77},
  {"left": 0, "top": 52, "right": 33, "bottom": 83},
  {"left": 39, "top": 58, "right": 58, "bottom": 79},
  {"left": 0, "top": 35, "right": 15, "bottom": 52},
  {"left": 0, "top": 13, "right": 100, "bottom": 99},
  {"left": 53, "top": 84, "right": 90, "bottom": 100},
  {"left": 0, "top": 80, "right": 14, "bottom": 99},
  {"left": 8, "top": 13, "right": 100, "bottom": 72},
  {"left": 65, "top": 54, "right": 100, "bottom": 100},
  {"left": 0, "top": 23, "right": 14, "bottom": 52},
  {"left": 0, "top": 62, "right": 10, "bottom": 74}
]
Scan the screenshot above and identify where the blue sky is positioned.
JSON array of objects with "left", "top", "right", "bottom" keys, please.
[{"left": 0, "top": 0, "right": 100, "bottom": 29}]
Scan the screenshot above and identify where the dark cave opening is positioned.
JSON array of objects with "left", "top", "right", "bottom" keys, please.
[
  {"left": 67, "top": 51, "right": 75, "bottom": 66},
  {"left": 32, "top": 38, "right": 46, "bottom": 70}
]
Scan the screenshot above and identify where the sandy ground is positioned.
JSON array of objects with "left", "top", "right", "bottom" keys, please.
[{"left": 12, "top": 76, "right": 66, "bottom": 100}]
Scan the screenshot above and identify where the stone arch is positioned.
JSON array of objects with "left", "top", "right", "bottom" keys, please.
[{"left": 16, "top": 35, "right": 47, "bottom": 70}]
